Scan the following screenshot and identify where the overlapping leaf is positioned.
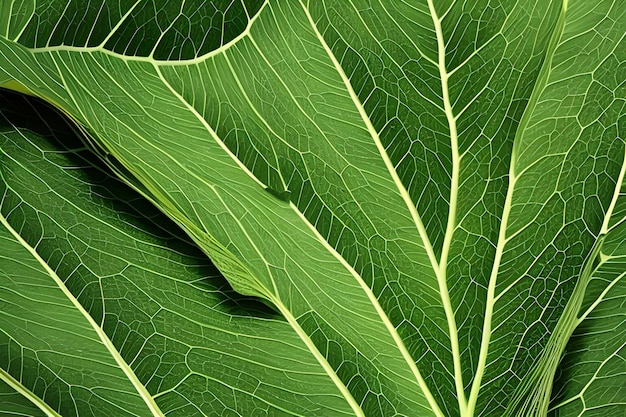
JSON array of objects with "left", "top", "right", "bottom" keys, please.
[
  {"left": 0, "top": 1, "right": 624, "bottom": 416},
  {"left": 0, "top": 91, "right": 354, "bottom": 416}
]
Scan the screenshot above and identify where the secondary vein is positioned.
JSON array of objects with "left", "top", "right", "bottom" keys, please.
[
  {"left": 0, "top": 214, "right": 165, "bottom": 417},
  {"left": 300, "top": 2, "right": 445, "bottom": 416}
]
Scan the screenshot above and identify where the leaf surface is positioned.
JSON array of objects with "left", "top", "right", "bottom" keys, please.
[
  {"left": 0, "top": 91, "right": 354, "bottom": 416},
  {"left": 0, "top": 1, "right": 624, "bottom": 416}
]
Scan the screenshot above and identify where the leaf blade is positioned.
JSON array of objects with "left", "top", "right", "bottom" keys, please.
[{"left": 0, "top": 91, "right": 357, "bottom": 416}]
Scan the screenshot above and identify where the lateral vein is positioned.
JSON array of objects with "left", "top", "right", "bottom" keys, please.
[
  {"left": 300, "top": 3, "right": 444, "bottom": 416},
  {"left": 273, "top": 297, "right": 365, "bottom": 417},
  {"left": 27, "top": 0, "right": 270, "bottom": 66},
  {"left": 290, "top": 202, "right": 443, "bottom": 417},
  {"left": 0, "top": 214, "right": 165, "bottom": 417},
  {"left": 468, "top": 1, "right": 570, "bottom": 413},
  {"left": 0, "top": 368, "right": 61, "bottom": 417}
]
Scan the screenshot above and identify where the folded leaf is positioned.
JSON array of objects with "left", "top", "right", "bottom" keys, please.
[
  {"left": 0, "top": 0, "right": 624, "bottom": 416},
  {"left": 549, "top": 176, "right": 626, "bottom": 417},
  {"left": 0, "top": 91, "right": 355, "bottom": 416}
]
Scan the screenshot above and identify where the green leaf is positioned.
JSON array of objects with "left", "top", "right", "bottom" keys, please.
[
  {"left": 549, "top": 228, "right": 626, "bottom": 417},
  {"left": 549, "top": 166, "right": 626, "bottom": 417},
  {"left": 0, "top": 157, "right": 162, "bottom": 416},
  {"left": 0, "top": 371, "right": 51, "bottom": 417},
  {"left": 0, "top": 91, "right": 354, "bottom": 416},
  {"left": 0, "top": 0, "right": 624, "bottom": 416}
]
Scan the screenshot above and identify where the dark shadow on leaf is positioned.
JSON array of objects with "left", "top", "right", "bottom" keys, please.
[{"left": 0, "top": 88, "right": 280, "bottom": 319}]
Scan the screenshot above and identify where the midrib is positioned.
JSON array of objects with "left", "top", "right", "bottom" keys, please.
[{"left": 426, "top": 1, "right": 467, "bottom": 414}]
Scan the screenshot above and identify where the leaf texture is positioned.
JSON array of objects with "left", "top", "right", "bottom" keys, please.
[
  {"left": 0, "top": 91, "right": 355, "bottom": 416},
  {"left": 0, "top": 0, "right": 624, "bottom": 416}
]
